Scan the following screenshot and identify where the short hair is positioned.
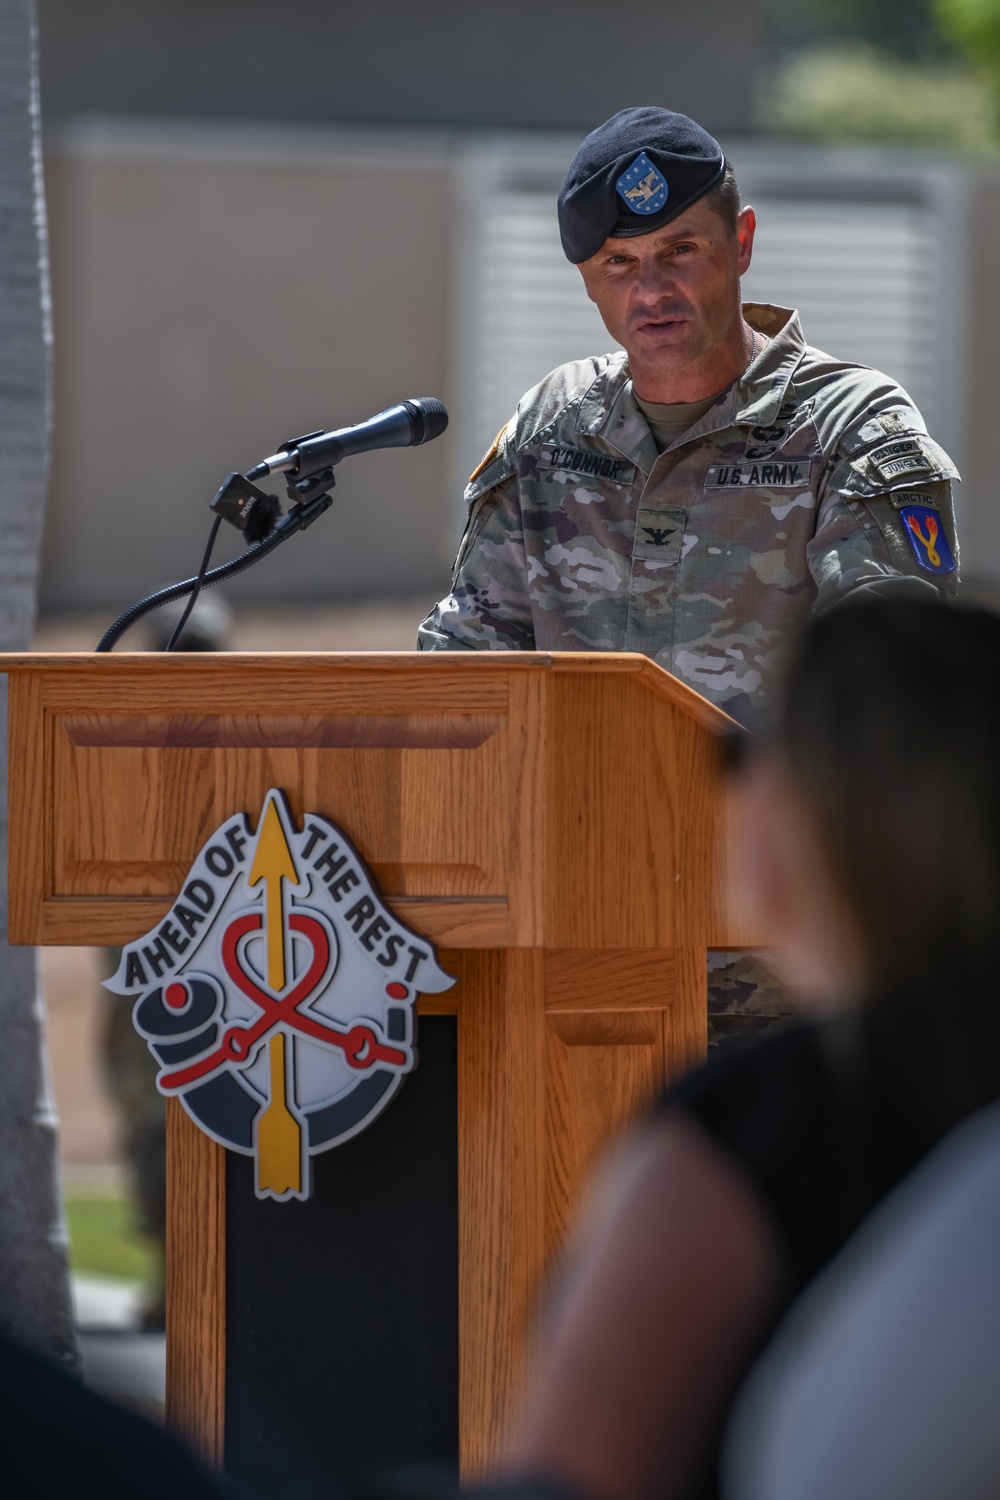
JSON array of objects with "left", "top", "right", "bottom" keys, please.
[{"left": 702, "top": 159, "right": 742, "bottom": 234}]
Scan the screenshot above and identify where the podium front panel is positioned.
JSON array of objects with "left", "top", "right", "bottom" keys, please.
[
  {"left": 0, "top": 651, "right": 767, "bottom": 1474},
  {"left": 224, "top": 1017, "right": 458, "bottom": 1498},
  {"left": 4, "top": 651, "right": 758, "bottom": 952}
]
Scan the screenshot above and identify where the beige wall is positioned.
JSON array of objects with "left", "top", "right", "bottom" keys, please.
[
  {"left": 41, "top": 119, "right": 456, "bottom": 613},
  {"left": 40, "top": 119, "right": 1000, "bottom": 614}
]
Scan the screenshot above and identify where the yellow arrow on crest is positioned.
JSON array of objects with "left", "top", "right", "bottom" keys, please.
[
  {"left": 256, "top": 1032, "right": 303, "bottom": 1198},
  {"left": 248, "top": 794, "right": 299, "bottom": 992},
  {"left": 248, "top": 794, "right": 303, "bottom": 1197}
]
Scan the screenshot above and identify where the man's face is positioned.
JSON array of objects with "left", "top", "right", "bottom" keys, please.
[{"left": 578, "top": 199, "right": 756, "bottom": 371}]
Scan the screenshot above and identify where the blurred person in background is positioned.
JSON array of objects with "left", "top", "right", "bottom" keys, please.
[
  {"left": 100, "top": 594, "right": 232, "bottom": 1329},
  {"left": 723, "top": 1097, "right": 1000, "bottom": 1500},
  {"left": 418, "top": 104, "right": 961, "bottom": 1047},
  {"left": 492, "top": 596, "right": 1000, "bottom": 1500}
]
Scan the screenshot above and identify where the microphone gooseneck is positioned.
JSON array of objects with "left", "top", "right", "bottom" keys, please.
[
  {"left": 95, "top": 397, "right": 449, "bottom": 652},
  {"left": 95, "top": 491, "right": 332, "bottom": 653}
]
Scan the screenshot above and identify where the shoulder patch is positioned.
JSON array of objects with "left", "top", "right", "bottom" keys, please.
[
  {"left": 868, "top": 436, "right": 934, "bottom": 483},
  {"left": 898, "top": 504, "right": 957, "bottom": 575},
  {"left": 851, "top": 482, "right": 959, "bottom": 593},
  {"left": 890, "top": 489, "right": 939, "bottom": 510},
  {"left": 469, "top": 423, "right": 508, "bottom": 484},
  {"left": 876, "top": 409, "right": 911, "bottom": 438},
  {"left": 845, "top": 432, "right": 958, "bottom": 495},
  {"left": 837, "top": 405, "right": 928, "bottom": 458}
]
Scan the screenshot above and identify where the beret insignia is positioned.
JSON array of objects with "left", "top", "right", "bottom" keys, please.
[{"left": 616, "top": 152, "right": 669, "bottom": 216}]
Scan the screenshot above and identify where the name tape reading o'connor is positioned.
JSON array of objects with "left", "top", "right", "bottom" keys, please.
[{"left": 540, "top": 444, "right": 636, "bottom": 485}]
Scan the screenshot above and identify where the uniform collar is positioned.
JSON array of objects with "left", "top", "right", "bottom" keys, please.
[
  {"left": 577, "top": 354, "right": 659, "bottom": 475},
  {"left": 578, "top": 303, "right": 806, "bottom": 473},
  {"left": 734, "top": 303, "right": 806, "bottom": 425}
]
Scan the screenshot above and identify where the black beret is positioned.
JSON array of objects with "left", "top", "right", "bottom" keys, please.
[{"left": 557, "top": 106, "right": 726, "bottom": 264}]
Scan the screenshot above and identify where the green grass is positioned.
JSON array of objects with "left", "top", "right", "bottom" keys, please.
[{"left": 64, "top": 1188, "right": 159, "bottom": 1286}]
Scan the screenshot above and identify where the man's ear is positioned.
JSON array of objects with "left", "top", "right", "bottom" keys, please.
[{"left": 736, "top": 206, "right": 756, "bottom": 277}]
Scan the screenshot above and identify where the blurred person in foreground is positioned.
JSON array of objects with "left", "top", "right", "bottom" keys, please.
[
  {"left": 0, "top": 1333, "right": 248, "bottom": 1497},
  {"left": 494, "top": 596, "right": 1000, "bottom": 1500},
  {"left": 418, "top": 105, "right": 960, "bottom": 1041},
  {"left": 723, "top": 1098, "right": 1000, "bottom": 1500}
]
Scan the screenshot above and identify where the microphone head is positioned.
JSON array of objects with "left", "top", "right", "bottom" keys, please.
[{"left": 404, "top": 398, "right": 449, "bottom": 445}]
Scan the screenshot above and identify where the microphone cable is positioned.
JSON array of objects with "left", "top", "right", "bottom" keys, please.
[
  {"left": 95, "top": 396, "right": 449, "bottom": 653},
  {"left": 162, "top": 514, "right": 222, "bottom": 652},
  {"left": 95, "top": 490, "right": 330, "bottom": 653}
]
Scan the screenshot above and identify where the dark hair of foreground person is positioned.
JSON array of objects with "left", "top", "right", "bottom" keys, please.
[
  {"left": 775, "top": 595, "right": 1000, "bottom": 1126},
  {"left": 497, "top": 597, "right": 1000, "bottom": 1500}
]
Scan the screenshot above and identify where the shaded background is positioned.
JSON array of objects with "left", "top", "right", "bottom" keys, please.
[
  {"left": 37, "top": 0, "right": 762, "bottom": 613},
  {"left": 36, "top": 0, "right": 1000, "bottom": 618}
]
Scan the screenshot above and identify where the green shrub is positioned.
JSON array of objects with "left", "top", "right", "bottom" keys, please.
[
  {"left": 64, "top": 1187, "right": 158, "bottom": 1286},
  {"left": 763, "top": 45, "right": 998, "bottom": 147}
]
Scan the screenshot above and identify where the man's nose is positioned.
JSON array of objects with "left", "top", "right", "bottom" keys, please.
[{"left": 634, "top": 259, "right": 675, "bottom": 301}]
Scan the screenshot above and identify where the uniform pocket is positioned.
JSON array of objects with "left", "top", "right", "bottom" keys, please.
[{"left": 633, "top": 508, "right": 686, "bottom": 563}]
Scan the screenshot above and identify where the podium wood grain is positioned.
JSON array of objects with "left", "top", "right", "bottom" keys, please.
[
  {"left": 166, "top": 1099, "right": 225, "bottom": 1463},
  {"left": 1, "top": 651, "right": 759, "bottom": 1473}
]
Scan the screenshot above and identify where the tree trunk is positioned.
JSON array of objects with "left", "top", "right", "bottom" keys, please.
[{"left": 0, "top": 0, "right": 75, "bottom": 1366}]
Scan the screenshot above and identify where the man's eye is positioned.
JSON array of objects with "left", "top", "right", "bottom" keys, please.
[{"left": 672, "top": 243, "right": 695, "bottom": 254}]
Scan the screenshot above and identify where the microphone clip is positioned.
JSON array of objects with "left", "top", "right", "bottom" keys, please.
[
  {"left": 271, "top": 427, "right": 340, "bottom": 504},
  {"left": 287, "top": 466, "right": 337, "bottom": 504},
  {"left": 287, "top": 491, "right": 334, "bottom": 532}
]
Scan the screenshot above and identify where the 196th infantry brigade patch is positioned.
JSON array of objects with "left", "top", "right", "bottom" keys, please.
[
  {"left": 615, "top": 151, "right": 668, "bottom": 215},
  {"left": 104, "top": 790, "right": 455, "bottom": 1201},
  {"left": 897, "top": 504, "right": 957, "bottom": 575}
]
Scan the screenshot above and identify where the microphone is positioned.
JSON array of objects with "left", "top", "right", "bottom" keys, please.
[
  {"left": 103, "top": 398, "right": 449, "bottom": 651},
  {"left": 212, "top": 398, "right": 449, "bottom": 540},
  {"left": 248, "top": 397, "right": 449, "bottom": 484}
]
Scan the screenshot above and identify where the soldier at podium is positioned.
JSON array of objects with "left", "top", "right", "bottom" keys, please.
[{"left": 418, "top": 104, "right": 960, "bottom": 1034}]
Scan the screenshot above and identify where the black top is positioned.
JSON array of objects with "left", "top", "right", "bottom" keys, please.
[
  {"left": 655, "top": 1007, "right": 1000, "bottom": 1500},
  {"left": 0, "top": 1335, "right": 248, "bottom": 1500},
  {"left": 657, "top": 1016, "right": 944, "bottom": 1295}
]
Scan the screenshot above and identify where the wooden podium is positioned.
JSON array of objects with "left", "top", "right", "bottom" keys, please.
[{"left": 1, "top": 650, "right": 755, "bottom": 1495}]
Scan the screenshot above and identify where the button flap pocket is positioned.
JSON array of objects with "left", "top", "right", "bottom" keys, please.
[{"left": 634, "top": 508, "right": 686, "bottom": 563}]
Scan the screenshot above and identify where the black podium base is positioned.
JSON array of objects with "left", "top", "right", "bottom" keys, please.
[{"left": 224, "top": 1017, "right": 459, "bottom": 1499}]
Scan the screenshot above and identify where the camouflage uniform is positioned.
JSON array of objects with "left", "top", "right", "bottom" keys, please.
[{"left": 419, "top": 303, "right": 960, "bottom": 1022}]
